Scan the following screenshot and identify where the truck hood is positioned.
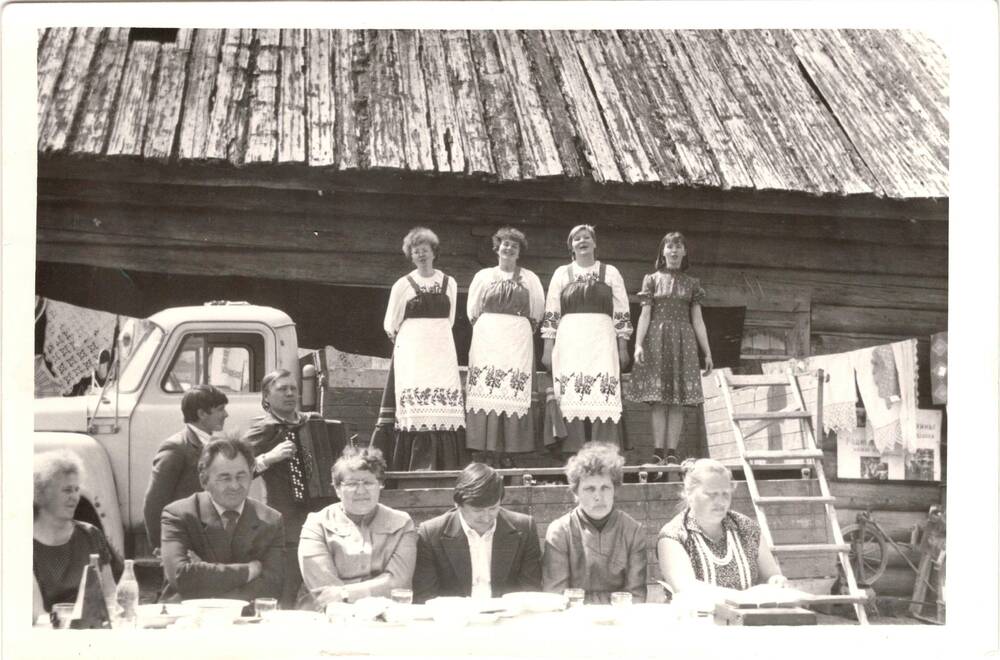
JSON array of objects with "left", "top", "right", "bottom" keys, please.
[{"left": 34, "top": 395, "right": 97, "bottom": 432}]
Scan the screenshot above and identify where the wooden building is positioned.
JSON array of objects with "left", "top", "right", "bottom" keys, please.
[
  {"left": 36, "top": 28, "right": 947, "bottom": 598},
  {"left": 37, "top": 26, "right": 948, "bottom": 446}
]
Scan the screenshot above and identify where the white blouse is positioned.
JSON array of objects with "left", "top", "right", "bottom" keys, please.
[
  {"left": 466, "top": 266, "right": 545, "bottom": 325},
  {"left": 383, "top": 270, "right": 458, "bottom": 338},
  {"left": 541, "top": 261, "right": 633, "bottom": 341}
]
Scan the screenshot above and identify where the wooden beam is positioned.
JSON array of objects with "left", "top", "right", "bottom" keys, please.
[
  {"left": 107, "top": 40, "right": 160, "bottom": 156},
  {"left": 278, "top": 29, "right": 307, "bottom": 163},
  {"left": 36, "top": 152, "right": 949, "bottom": 221},
  {"left": 572, "top": 30, "right": 658, "bottom": 184},
  {"left": 494, "top": 30, "right": 563, "bottom": 178},
  {"left": 304, "top": 29, "right": 335, "bottom": 166},
  {"left": 419, "top": 31, "right": 465, "bottom": 174},
  {"left": 143, "top": 29, "right": 193, "bottom": 161},
  {"left": 468, "top": 31, "right": 521, "bottom": 180},
  {"left": 545, "top": 30, "right": 622, "bottom": 183},
  {"left": 245, "top": 29, "right": 280, "bottom": 163},
  {"left": 520, "top": 31, "right": 584, "bottom": 178},
  {"left": 333, "top": 30, "right": 360, "bottom": 170},
  {"left": 72, "top": 28, "right": 130, "bottom": 155},
  {"left": 39, "top": 27, "right": 102, "bottom": 153},
  {"left": 205, "top": 29, "right": 252, "bottom": 163},
  {"left": 395, "top": 31, "right": 434, "bottom": 172},
  {"left": 37, "top": 27, "right": 74, "bottom": 142},
  {"left": 368, "top": 31, "right": 405, "bottom": 169},
  {"left": 35, "top": 196, "right": 946, "bottom": 280},
  {"left": 442, "top": 30, "right": 494, "bottom": 175},
  {"left": 812, "top": 304, "right": 947, "bottom": 338}
]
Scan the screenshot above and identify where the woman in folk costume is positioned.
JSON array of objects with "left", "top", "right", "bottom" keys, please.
[
  {"left": 541, "top": 225, "right": 633, "bottom": 451},
  {"left": 465, "top": 227, "right": 545, "bottom": 462},
  {"left": 371, "top": 227, "right": 467, "bottom": 471}
]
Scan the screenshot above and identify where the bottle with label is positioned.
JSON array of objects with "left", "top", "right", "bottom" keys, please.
[{"left": 114, "top": 559, "right": 139, "bottom": 629}]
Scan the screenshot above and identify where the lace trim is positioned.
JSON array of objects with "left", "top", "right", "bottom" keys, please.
[{"left": 823, "top": 401, "right": 857, "bottom": 434}]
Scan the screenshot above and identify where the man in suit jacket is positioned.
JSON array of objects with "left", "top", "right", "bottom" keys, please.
[
  {"left": 143, "top": 384, "right": 229, "bottom": 551},
  {"left": 160, "top": 438, "right": 284, "bottom": 606},
  {"left": 413, "top": 463, "right": 542, "bottom": 603}
]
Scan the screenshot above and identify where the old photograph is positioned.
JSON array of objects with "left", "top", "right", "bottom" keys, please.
[{"left": 3, "top": 2, "right": 998, "bottom": 658}]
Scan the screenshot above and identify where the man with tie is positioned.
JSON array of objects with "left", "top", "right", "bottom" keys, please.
[
  {"left": 143, "top": 384, "right": 229, "bottom": 552},
  {"left": 159, "top": 438, "right": 284, "bottom": 606},
  {"left": 412, "top": 463, "right": 542, "bottom": 603}
]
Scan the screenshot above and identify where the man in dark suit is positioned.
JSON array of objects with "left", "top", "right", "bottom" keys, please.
[
  {"left": 160, "top": 438, "right": 284, "bottom": 606},
  {"left": 413, "top": 463, "right": 542, "bottom": 603},
  {"left": 143, "top": 384, "right": 229, "bottom": 551}
]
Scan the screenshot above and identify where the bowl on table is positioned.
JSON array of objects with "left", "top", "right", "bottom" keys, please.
[
  {"left": 137, "top": 603, "right": 195, "bottom": 628},
  {"left": 425, "top": 597, "right": 477, "bottom": 627},
  {"left": 181, "top": 599, "right": 248, "bottom": 626}
]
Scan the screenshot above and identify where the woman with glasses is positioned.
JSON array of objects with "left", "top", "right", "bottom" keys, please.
[{"left": 296, "top": 446, "right": 417, "bottom": 610}]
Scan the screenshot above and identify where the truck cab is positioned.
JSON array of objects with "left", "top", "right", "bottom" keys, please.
[{"left": 34, "top": 302, "right": 304, "bottom": 558}]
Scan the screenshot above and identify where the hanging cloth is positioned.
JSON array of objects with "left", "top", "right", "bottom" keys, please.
[
  {"left": 43, "top": 300, "right": 117, "bottom": 394},
  {"left": 763, "top": 352, "right": 857, "bottom": 436}
]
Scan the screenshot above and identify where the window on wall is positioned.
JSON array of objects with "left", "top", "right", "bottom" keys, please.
[
  {"left": 162, "top": 333, "right": 265, "bottom": 394},
  {"left": 702, "top": 284, "right": 812, "bottom": 375}
]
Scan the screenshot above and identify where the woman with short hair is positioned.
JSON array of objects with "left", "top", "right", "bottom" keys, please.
[
  {"left": 372, "top": 227, "right": 467, "bottom": 471},
  {"left": 297, "top": 446, "right": 416, "bottom": 609},
  {"left": 465, "top": 226, "right": 546, "bottom": 461},
  {"left": 33, "top": 450, "right": 123, "bottom": 613},
  {"left": 657, "top": 459, "right": 786, "bottom": 594},
  {"left": 542, "top": 443, "right": 647, "bottom": 603},
  {"left": 541, "top": 225, "right": 632, "bottom": 450}
]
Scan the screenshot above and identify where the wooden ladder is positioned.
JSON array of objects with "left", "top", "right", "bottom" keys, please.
[{"left": 715, "top": 367, "right": 869, "bottom": 624}]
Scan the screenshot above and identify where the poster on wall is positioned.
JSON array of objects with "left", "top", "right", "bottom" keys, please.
[
  {"left": 837, "top": 420, "right": 905, "bottom": 480},
  {"left": 905, "top": 409, "right": 942, "bottom": 481},
  {"left": 837, "top": 408, "right": 942, "bottom": 481}
]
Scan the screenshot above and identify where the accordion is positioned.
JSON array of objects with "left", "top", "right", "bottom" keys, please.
[{"left": 297, "top": 417, "right": 349, "bottom": 499}]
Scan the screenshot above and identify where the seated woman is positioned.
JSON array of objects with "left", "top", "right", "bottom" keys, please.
[
  {"left": 542, "top": 443, "right": 647, "bottom": 603},
  {"left": 297, "top": 446, "right": 417, "bottom": 610},
  {"left": 33, "top": 450, "right": 123, "bottom": 613},
  {"left": 657, "top": 459, "right": 787, "bottom": 595}
]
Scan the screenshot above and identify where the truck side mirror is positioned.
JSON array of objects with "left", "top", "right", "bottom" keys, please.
[{"left": 93, "top": 349, "right": 113, "bottom": 387}]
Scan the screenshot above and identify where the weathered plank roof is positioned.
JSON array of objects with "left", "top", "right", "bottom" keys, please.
[{"left": 37, "top": 28, "right": 948, "bottom": 199}]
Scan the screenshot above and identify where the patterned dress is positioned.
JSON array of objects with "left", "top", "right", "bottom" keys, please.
[
  {"left": 373, "top": 270, "right": 466, "bottom": 471},
  {"left": 628, "top": 270, "right": 706, "bottom": 405},
  {"left": 542, "top": 262, "right": 632, "bottom": 450},
  {"left": 465, "top": 266, "right": 545, "bottom": 453},
  {"left": 657, "top": 509, "right": 761, "bottom": 590}
]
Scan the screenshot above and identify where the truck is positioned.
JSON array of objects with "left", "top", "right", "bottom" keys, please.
[{"left": 34, "top": 302, "right": 324, "bottom": 559}]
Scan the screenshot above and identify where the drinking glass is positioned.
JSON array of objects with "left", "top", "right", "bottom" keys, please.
[
  {"left": 610, "top": 592, "right": 633, "bottom": 607},
  {"left": 52, "top": 603, "right": 75, "bottom": 629},
  {"left": 563, "top": 589, "right": 585, "bottom": 608},
  {"left": 390, "top": 588, "right": 413, "bottom": 605},
  {"left": 254, "top": 597, "right": 277, "bottom": 619}
]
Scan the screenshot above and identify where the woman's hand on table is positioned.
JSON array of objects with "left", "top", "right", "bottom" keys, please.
[{"left": 767, "top": 574, "right": 788, "bottom": 588}]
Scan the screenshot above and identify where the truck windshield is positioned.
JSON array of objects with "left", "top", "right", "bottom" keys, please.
[{"left": 117, "top": 324, "right": 165, "bottom": 393}]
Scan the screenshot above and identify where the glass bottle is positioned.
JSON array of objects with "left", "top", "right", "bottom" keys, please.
[{"left": 114, "top": 559, "right": 139, "bottom": 629}]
